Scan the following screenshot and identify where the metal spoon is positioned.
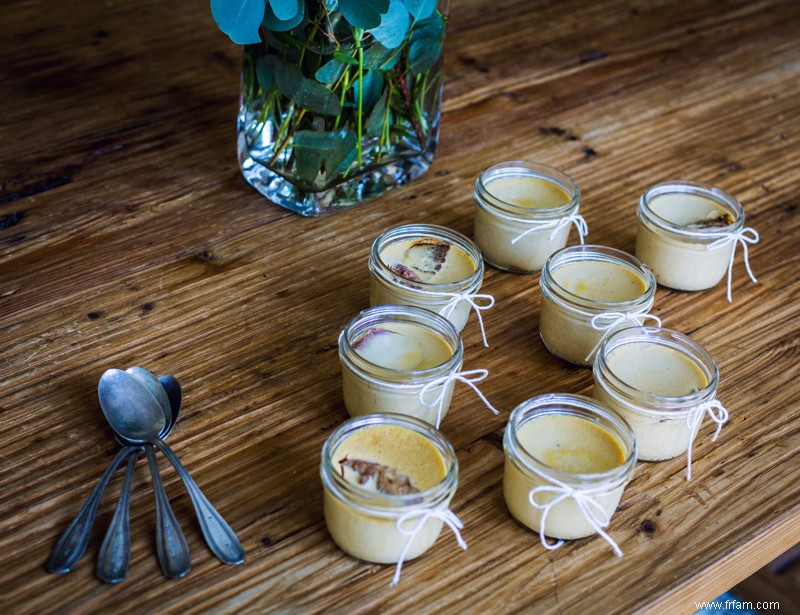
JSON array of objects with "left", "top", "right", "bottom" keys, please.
[
  {"left": 158, "top": 375, "right": 182, "bottom": 428},
  {"left": 97, "top": 374, "right": 183, "bottom": 583},
  {"left": 46, "top": 373, "right": 180, "bottom": 576},
  {"left": 45, "top": 447, "right": 137, "bottom": 574},
  {"left": 100, "top": 369, "right": 190, "bottom": 579},
  {"left": 126, "top": 367, "right": 172, "bottom": 426},
  {"left": 96, "top": 452, "right": 137, "bottom": 583},
  {"left": 98, "top": 370, "right": 245, "bottom": 566}
]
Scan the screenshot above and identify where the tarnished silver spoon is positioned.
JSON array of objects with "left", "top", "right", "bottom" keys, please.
[
  {"left": 98, "top": 369, "right": 190, "bottom": 579},
  {"left": 45, "top": 374, "right": 178, "bottom": 576},
  {"left": 97, "top": 369, "right": 245, "bottom": 567},
  {"left": 96, "top": 373, "right": 184, "bottom": 583}
]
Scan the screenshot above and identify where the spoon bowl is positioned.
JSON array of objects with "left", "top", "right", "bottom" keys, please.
[
  {"left": 112, "top": 374, "right": 182, "bottom": 447},
  {"left": 98, "top": 369, "right": 165, "bottom": 442},
  {"left": 158, "top": 375, "right": 182, "bottom": 430},
  {"left": 126, "top": 367, "right": 172, "bottom": 428}
]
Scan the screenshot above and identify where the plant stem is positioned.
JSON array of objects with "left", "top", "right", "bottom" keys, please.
[
  {"left": 321, "top": 2, "right": 339, "bottom": 46},
  {"left": 355, "top": 28, "right": 364, "bottom": 166},
  {"left": 272, "top": 102, "right": 294, "bottom": 154},
  {"left": 333, "top": 69, "right": 351, "bottom": 131},
  {"left": 394, "top": 64, "right": 426, "bottom": 147},
  {"left": 268, "top": 109, "right": 307, "bottom": 167},
  {"left": 378, "top": 86, "right": 392, "bottom": 161}
]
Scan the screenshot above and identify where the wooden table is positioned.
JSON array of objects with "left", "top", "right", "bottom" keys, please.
[{"left": 2, "top": 0, "right": 799, "bottom": 612}]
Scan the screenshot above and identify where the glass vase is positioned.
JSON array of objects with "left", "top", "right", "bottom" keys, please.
[{"left": 237, "top": 1, "right": 448, "bottom": 216}]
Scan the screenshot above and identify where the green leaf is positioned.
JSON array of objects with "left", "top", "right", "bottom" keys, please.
[
  {"left": 368, "top": 0, "right": 410, "bottom": 49},
  {"left": 409, "top": 39, "right": 440, "bottom": 74},
  {"left": 293, "top": 129, "right": 358, "bottom": 183},
  {"left": 339, "top": 0, "right": 391, "bottom": 30},
  {"left": 256, "top": 57, "right": 275, "bottom": 91},
  {"left": 363, "top": 43, "right": 400, "bottom": 70},
  {"left": 315, "top": 58, "right": 345, "bottom": 84},
  {"left": 330, "top": 146, "right": 358, "bottom": 177},
  {"left": 352, "top": 70, "right": 384, "bottom": 113},
  {"left": 411, "top": 12, "right": 444, "bottom": 40},
  {"left": 402, "top": 0, "right": 436, "bottom": 20},
  {"left": 262, "top": 0, "right": 305, "bottom": 31},
  {"left": 265, "top": 56, "right": 342, "bottom": 116},
  {"left": 268, "top": 0, "right": 298, "bottom": 21},
  {"left": 211, "top": 0, "right": 265, "bottom": 45},
  {"left": 333, "top": 50, "right": 359, "bottom": 66},
  {"left": 366, "top": 89, "right": 390, "bottom": 137},
  {"left": 408, "top": 13, "right": 444, "bottom": 74}
]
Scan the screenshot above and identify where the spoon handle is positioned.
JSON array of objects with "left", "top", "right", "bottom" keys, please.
[
  {"left": 154, "top": 439, "right": 245, "bottom": 566},
  {"left": 97, "top": 450, "right": 139, "bottom": 583},
  {"left": 46, "top": 447, "right": 136, "bottom": 574},
  {"left": 145, "top": 444, "right": 191, "bottom": 579}
]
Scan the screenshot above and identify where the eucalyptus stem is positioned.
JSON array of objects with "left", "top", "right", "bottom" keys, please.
[
  {"left": 272, "top": 102, "right": 295, "bottom": 156},
  {"left": 268, "top": 109, "right": 307, "bottom": 166},
  {"left": 377, "top": 86, "right": 392, "bottom": 161},
  {"left": 354, "top": 28, "right": 364, "bottom": 166},
  {"left": 255, "top": 89, "right": 277, "bottom": 142},
  {"left": 321, "top": 1, "right": 339, "bottom": 46},
  {"left": 394, "top": 63, "right": 426, "bottom": 147},
  {"left": 333, "top": 69, "right": 351, "bottom": 131}
]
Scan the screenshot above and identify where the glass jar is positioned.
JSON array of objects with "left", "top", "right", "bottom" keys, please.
[
  {"left": 321, "top": 414, "right": 464, "bottom": 583},
  {"left": 236, "top": 2, "right": 450, "bottom": 216},
  {"left": 503, "top": 394, "right": 636, "bottom": 555},
  {"left": 369, "top": 224, "right": 493, "bottom": 345},
  {"left": 539, "top": 245, "right": 658, "bottom": 366},
  {"left": 339, "top": 305, "right": 465, "bottom": 428},
  {"left": 635, "top": 180, "right": 759, "bottom": 301},
  {"left": 593, "top": 326, "right": 728, "bottom": 479},
  {"left": 473, "top": 161, "right": 584, "bottom": 273}
]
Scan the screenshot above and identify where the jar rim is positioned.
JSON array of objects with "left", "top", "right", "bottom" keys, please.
[
  {"left": 339, "top": 304, "right": 464, "bottom": 384},
  {"left": 540, "top": 244, "right": 657, "bottom": 313},
  {"left": 474, "top": 160, "right": 580, "bottom": 221},
  {"left": 369, "top": 224, "right": 484, "bottom": 293},
  {"left": 504, "top": 393, "right": 637, "bottom": 488},
  {"left": 320, "top": 413, "right": 459, "bottom": 514},
  {"left": 593, "top": 326, "right": 719, "bottom": 415},
  {"left": 638, "top": 180, "right": 744, "bottom": 240}
]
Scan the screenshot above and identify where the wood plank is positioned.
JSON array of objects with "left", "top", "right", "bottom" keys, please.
[{"left": 1, "top": 0, "right": 799, "bottom": 612}]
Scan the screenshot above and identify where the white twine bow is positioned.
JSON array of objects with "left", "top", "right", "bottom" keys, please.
[
  {"left": 706, "top": 228, "right": 759, "bottom": 303},
  {"left": 584, "top": 312, "right": 663, "bottom": 362},
  {"left": 391, "top": 507, "right": 467, "bottom": 586},
  {"left": 439, "top": 293, "right": 496, "bottom": 348},
  {"left": 419, "top": 369, "right": 499, "bottom": 429},
  {"left": 684, "top": 399, "right": 729, "bottom": 481},
  {"left": 511, "top": 212, "right": 589, "bottom": 246},
  {"left": 529, "top": 478, "right": 623, "bottom": 557}
]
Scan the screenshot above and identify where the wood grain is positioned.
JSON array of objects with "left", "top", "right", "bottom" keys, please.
[{"left": 1, "top": 0, "right": 799, "bottom": 613}]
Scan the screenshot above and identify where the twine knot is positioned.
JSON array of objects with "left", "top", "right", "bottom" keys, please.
[
  {"left": 684, "top": 399, "right": 729, "bottom": 480},
  {"left": 529, "top": 480, "right": 623, "bottom": 557},
  {"left": 391, "top": 507, "right": 467, "bottom": 586},
  {"left": 706, "top": 228, "right": 759, "bottom": 302},
  {"left": 511, "top": 211, "right": 588, "bottom": 246},
  {"left": 584, "top": 312, "right": 662, "bottom": 362},
  {"left": 439, "top": 293, "right": 495, "bottom": 347},
  {"left": 419, "top": 369, "right": 499, "bottom": 429}
]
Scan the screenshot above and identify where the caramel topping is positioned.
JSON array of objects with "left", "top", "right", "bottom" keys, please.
[
  {"left": 405, "top": 239, "right": 450, "bottom": 275},
  {"left": 389, "top": 263, "right": 422, "bottom": 281},
  {"left": 339, "top": 457, "right": 420, "bottom": 495},
  {"left": 686, "top": 212, "right": 734, "bottom": 229}
]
